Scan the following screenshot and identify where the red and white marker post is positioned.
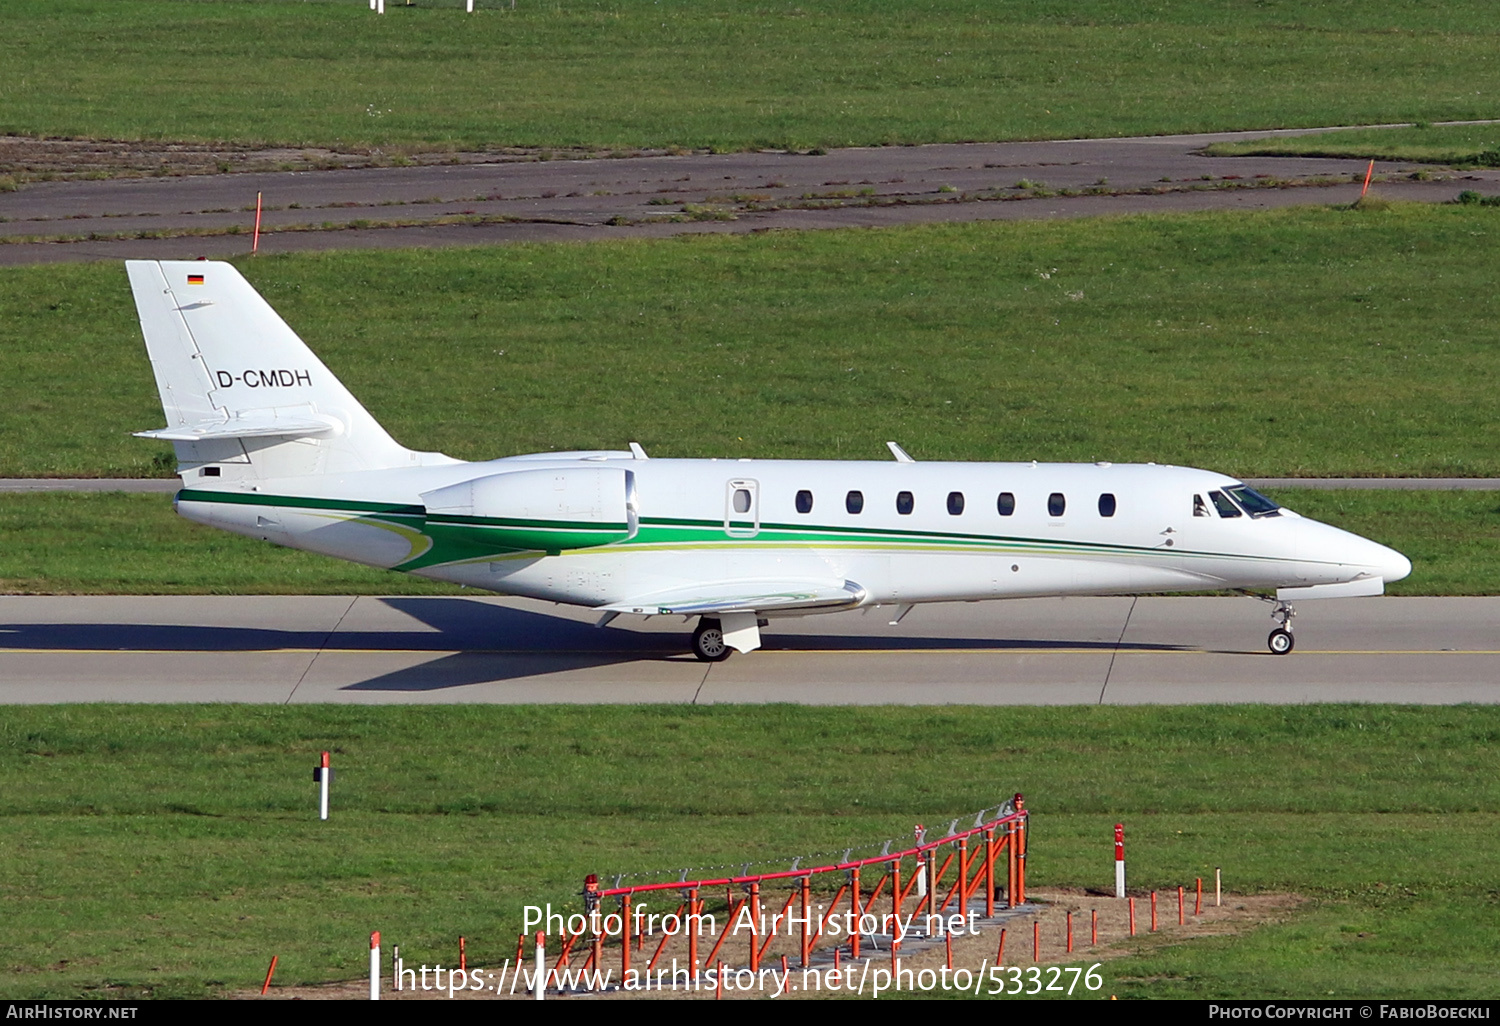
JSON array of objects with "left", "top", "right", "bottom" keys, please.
[
  {"left": 1114, "top": 823, "right": 1126, "bottom": 898},
  {"left": 315, "top": 751, "right": 331, "bottom": 820},
  {"left": 534, "top": 931, "right": 546, "bottom": 1001},
  {"left": 369, "top": 931, "right": 380, "bottom": 1000}
]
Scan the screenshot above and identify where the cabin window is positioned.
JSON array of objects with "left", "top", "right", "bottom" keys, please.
[
  {"left": 795, "top": 489, "right": 814, "bottom": 514},
  {"left": 846, "top": 490, "right": 864, "bottom": 514},
  {"left": 1048, "top": 492, "right": 1066, "bottom": 517},
  {"left": 1209, "top": 490, "right": 1242, "bottom": 518},
  {"left": 997, "top": 492, "right": 1015, "bottom": 516},
  {"left": 1098, "top": 493, "right": 1116, "bottom": 517},
  {"left": 1193, "top": 494, "right": 1209, "bottom": 517},
  {"left": 201, "top": 467, "right": 221, "bottom": 478},
  {"left": 733, "top": 488, "right": 753, "bottom": 514},
  {"left": 896, "top": 491, "right": 915, "bottom": 515},
  {"left": 947, "top": 491, "right": 965, "bottom": 515}
]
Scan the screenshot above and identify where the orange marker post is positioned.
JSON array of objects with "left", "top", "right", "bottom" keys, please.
[
  {"left": 1033, "top": 919, "right": 1039, "bottom": 962},
  {"left": 1196, "top": 878, "right": 1203, "bottom": 916},
  {"left": 261, "top": 954, "right": 278, "bottom": 995},
  {"left": 369, "top": 931, "right": 381, "bottom": 1001},
  {"left": 1092, "top": 909, "right": 1097, "bottom": 946},
  {"left": 1066, "top": 911, "right": 1073, "bottom": 953},
  {"left": 996, "top": 927, "right": 1007, "bottom": 964},
  {"left": 315, "top": 751, "right": 331, "bottom": 820},
  {"left": 1362, "top": 159, "right": 1375, "bottom": 198},
  {"left": 459, "top": 935, "right": 466, "bottom": 972},
  {"left": 533, "top": 931, "right": 545, "bottom": 1002},
  {"left": 1114, "top": 823, "right": 1126, "bottom": 897},
  {"left": 1151, "top": 891, "right": 1158, "bottom": 932},
  {"left": 1178, "top": 886, "right": 1185, "bottom": 926}
]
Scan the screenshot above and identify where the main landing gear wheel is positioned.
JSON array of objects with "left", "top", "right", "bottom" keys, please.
[{"left": 692, "top": 618, "right": 731, "bottom": 662}]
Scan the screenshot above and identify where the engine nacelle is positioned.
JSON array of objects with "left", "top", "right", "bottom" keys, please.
[{"left": 421, "top": 466, "right": 637, "bottom": 553}]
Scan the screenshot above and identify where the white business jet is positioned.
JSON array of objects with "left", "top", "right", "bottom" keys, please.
[{"left": 128, "top": 260, "right": 1410, "bottom": 661}]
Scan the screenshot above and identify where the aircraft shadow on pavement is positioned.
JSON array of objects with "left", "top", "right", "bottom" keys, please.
[
  {"left": 340, "top": 599, "right": 1194, "bottom": 692},
  {"left": 0, "top": 596, "right": 1192, "bottom": 693}
]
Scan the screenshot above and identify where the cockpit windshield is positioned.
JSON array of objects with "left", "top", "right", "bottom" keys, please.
[
  {"left": 1208, "top": 491, "right": 1242, "bottom": 518},
  {"left": 1224, "top": 485, "right": 1281, "bottom": 518}
]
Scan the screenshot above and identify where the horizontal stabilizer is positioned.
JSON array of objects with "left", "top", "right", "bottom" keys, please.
[
  {"left": 601, "top": 580, "right": 865, "bottom": 617},
  {"left": 135, "top": 410, "right": 344, "bottom": 442}
]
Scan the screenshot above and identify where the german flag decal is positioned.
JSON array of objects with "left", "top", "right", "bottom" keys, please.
[{"left": 187, "top": 274, "right": 205, "bottom": 285}]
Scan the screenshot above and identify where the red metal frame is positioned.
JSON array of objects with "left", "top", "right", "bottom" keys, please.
[{"left": 528, "top": 800, "right": 1029, "bottom": 982}]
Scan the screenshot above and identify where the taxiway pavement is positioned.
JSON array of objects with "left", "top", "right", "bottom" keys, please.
[
  {"left": 5, "top": 124, "right": 1500, "bottom": 266},
  {"left": 0, "top": 594, "right": 1493, "bottom": 705}
]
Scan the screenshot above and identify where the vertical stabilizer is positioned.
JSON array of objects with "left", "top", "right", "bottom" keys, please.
[{"left": 127, "top": 260, "right": 444, "bottom": 481}]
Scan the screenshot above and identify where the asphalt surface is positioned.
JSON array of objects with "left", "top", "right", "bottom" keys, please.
[
  {"left": 5, "top": 125, "right": 1499, "bottom": 266},
  {"left": 1, "top": 594, "right": 1493, "bottom": 705}
]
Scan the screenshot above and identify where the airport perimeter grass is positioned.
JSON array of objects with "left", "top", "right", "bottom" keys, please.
[
  {"left": 3, "top": 204, "right": 1499, "bottom": 480},
  {"left": 0, "top": 489, "right": 1495, "bottom": 595},
  {"left": 0, "top": 704, "right": 1496, "bottom": 999},
  {"left": 1205, "top": 124, "right": 1500, "bottom": 166},
  {"left": 7, "top": 1, "right": 1500, "bottom": 154}
]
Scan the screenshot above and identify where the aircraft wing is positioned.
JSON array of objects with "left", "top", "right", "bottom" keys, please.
[{"left": 599, "top": 580, "right": 865, "bottom": 616}]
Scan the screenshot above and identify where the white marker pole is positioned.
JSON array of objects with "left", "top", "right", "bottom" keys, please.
[
  {"left": 316, "top": 751, "right": 330, "bottom": 820},
  {"left": 466, "top": 0, "right": 474, "bottom": 11},
  {"left": 533, "top": 931, "right": 546, "bottom": 1001},
  {"left": 370, "top": 931, "right": 380, "bottom": 1000},
  {"left": 1216, "top": 867, "right": 1222, "bottom": 907},
  {"left": 369, "top": 0, "right": 375, "bottom": 8},
  {"left": 376, "top": 0, "right": 384, "bottom": 13},
  {"left": 1114, "top": 823, "right": 1126, "bottom": 898}
]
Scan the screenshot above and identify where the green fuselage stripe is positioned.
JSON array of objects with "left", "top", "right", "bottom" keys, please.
[{"left": 173, "top": 490, "right": 1302, "bottom": 572}]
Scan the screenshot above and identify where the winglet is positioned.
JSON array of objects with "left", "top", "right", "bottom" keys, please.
[
  {"left": 887, "top": 441, "right": 915, "bottom": 463},
  {"left": 629, "top": 442, "right": 649, "bottom": 460}
]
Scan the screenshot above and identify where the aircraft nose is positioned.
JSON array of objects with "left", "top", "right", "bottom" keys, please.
[
  {"left": 1374, "top": 542, "right": 1412, "bottom": 584},
  {"left": 1298, "top": 518, "right": 1411, "bottom": 584}
]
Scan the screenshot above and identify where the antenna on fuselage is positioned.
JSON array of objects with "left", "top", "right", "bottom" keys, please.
[{"left": 886, "top": 441, "right": 915, "bottom": 463}]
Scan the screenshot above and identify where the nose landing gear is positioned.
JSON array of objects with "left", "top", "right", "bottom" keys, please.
[
  {"left": 1267, "top": 600, "right": 1296, "bottom": 655},
  {"left": 1244, "top": 592, "right": 1297, "bottom": 654}
]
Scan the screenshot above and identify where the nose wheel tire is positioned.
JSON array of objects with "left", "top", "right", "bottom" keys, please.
[
  {"left": 692, "top": 618, "right": 731, "bottom": 662},
  {"left": 1268, "top": 628, "right": 1295, "bottom": 655}
]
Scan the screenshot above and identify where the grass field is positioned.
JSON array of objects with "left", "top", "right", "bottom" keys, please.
[
  {"left": 0, "top": 704, "right": 1496, "bottom": 999},
  {"left": 3, "top": 204, "right": 1497, "bottom": 480},
  {"left": 0, "top": 488, "right": 1494, "bottom": 596},
  {"left": 1206, "top": 124, "right": 1500, "bottom": 166},
  {"left": 6, "top": 1, "right": 1500, "bottom": 153}
]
